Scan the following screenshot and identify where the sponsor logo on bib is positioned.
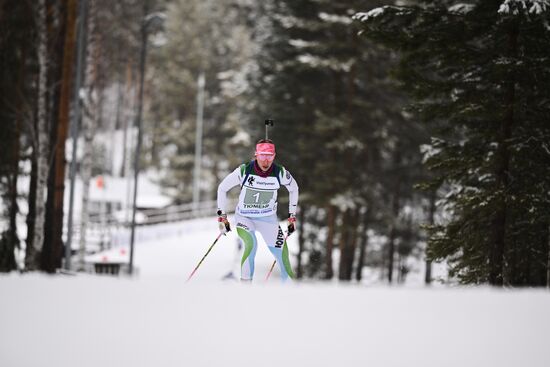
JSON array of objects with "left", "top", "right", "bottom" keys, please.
[{"left": 256, "top": 181, "right": 276, "bottom": 186}]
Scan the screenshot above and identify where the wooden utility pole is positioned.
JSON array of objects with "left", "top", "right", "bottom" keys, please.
[{"left": 42, "top": 0, "right": 78, "bottom": 272}]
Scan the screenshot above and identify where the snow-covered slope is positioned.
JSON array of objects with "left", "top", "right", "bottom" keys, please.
[
  {"left": 2, "top": 218, "right": 549, "bottom": 367},
  {"left": 1, "top": 275, "right": 549, "bottom": 367},
  {"left": 88, "top": 215, "right": 295, "bottom": 281}
]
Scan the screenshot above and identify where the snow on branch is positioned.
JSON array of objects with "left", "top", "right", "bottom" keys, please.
[
  {"left": 498, "top": 0, "right": 550, "bottom": 15},
  {"left": 448, "top": 3, "right": 475, "bottom": 14},
  {"left": 420, "top": 139, "right": 443, "bottom": 164},
  {"left": 353, "top": 7, "right": 386, "bottom": 22},
  {"left": 297, "top": 54, "right": 354, "bottom": 72},
  {"left": 289, "top": 39, "right": 318, "bottom": 49},
  {"left": 330, "top": 192, "right": 358, "bottom": 211},
  {"left": 274, "top": 14, "right": 304, "bottom": 29},
  {"left": 318, "top": 12, "right": 353, "bottom": 25},
  {"left": 353, "top": 5, "right": 415, "bottom": 23}
]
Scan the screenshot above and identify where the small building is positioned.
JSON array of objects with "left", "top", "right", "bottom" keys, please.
[{"left": 84, "top": 246, "right": 131, "bottom": 276}]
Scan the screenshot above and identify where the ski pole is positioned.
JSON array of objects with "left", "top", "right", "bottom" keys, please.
[
  {"left": 186, "top": 232, "right": 223, "bottom": 282},
  {"left": 265, "top": 260, "right": 277, "bottom": 281},
  {"left": 265, "top": 232, "right": 290, "bottom": 281}
]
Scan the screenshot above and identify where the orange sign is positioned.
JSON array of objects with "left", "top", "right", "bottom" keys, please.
[{"left": 96, "top": 176, "right": 104, "bottom": 189}]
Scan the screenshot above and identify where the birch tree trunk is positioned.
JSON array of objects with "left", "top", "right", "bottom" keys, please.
[
  {"left": 26, "top": 0, "right": 49, "bottom": 270},
  {"left": 6, "top": 105, "right": 21, "bottom": 272},
  {"left": 25, "top": 146, "right": 37, "bottom": 266},
  {"left": 79, "top": 0, "right": 99, "bottom": 270}
]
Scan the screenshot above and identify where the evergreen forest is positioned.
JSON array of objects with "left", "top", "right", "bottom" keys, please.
[{"left": 1, "top": 0, "right": 549, "bottom": 287}]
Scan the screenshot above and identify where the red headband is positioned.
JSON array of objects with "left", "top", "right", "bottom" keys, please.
[{"left": 255, "top": 142, "right": 276, "bottom": 156}]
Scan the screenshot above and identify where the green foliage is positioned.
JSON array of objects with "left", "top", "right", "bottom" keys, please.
[
  {"left": 248, "top": 0, "right": 429, "bottom": 278},
  {"left": 0, "top": 0, "right": 36, "bottom": 271},
  {"left": 357, "top": 0, "right": 550, "bottom": 285}
]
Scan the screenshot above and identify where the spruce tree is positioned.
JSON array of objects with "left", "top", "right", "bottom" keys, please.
[
  {"left": 356, "top": 0, "right": 550, "bottom": 285},
  {"left": 0, "top": 0, "right": 37, "bottom": 271},
  {"left": 249, "top": 0, "right": 423, "bottom": 280}
]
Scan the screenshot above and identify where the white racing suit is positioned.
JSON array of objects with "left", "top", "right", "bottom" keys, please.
[{"left": 217, "top": 160, "right": 299, "bottom": 281}]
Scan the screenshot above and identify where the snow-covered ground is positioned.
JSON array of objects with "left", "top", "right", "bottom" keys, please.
[
  {"left": 1, "top": 274, "right": 549, "bottom": 367},
  {"left": 2, "top": 216, "right": 550, "bottom": 367},
  {"left": 84, "top": 215, "right": 294, "bottom": 280}
]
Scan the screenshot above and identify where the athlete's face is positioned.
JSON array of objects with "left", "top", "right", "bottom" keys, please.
[{"left": 256, "top": 154, "right": 275, "bottom": 171}]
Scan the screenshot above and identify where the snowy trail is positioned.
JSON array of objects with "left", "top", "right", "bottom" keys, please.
[
  {"left": 107, "top": 216, "right": 298, "bottom": 281},
  {"left": 1, "top": 276, "right": 549, "bottom": 367}
]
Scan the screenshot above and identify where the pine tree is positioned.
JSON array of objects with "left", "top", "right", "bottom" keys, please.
[
  {"left": 249, "top": 0, "right": 423, "bottom": 280},
  {"left": 0, "top": 0, "right": 37, "bottom": 271},
  {"left": 356, "top": 0, "right": 550, "bottom": 286}
]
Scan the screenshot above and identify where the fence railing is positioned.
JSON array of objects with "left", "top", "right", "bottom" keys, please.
[
  {"left": 63, "top": 199, "right": 238, "bottom": 251},
  {"left": 87, "top": 199, "right": 237, "bottom": 226}
]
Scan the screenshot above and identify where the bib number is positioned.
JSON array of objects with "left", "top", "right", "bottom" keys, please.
[{"left": 243, "top": 188, "right": 273, "bottom": 207}]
